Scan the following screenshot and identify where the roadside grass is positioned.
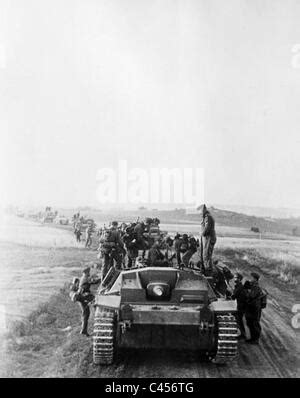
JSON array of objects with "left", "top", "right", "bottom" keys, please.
[
  {"left": 3, "top": 284, "right": 92, "bottom": 378},
  {"left": 216, "top": 246, "right": 300, "bottom": 285}
]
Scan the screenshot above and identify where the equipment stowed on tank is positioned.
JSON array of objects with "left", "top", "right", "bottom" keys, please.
[{"left": 92, "top": 262, "right": 238, "bottom": 366}]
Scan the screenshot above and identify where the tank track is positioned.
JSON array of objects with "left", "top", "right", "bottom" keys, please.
[
  {"left": 93, "top": 308, "right": 116, "bottom": 365},
  {"left": 212, "top": 314, "right": 238, "bottom": 364}
]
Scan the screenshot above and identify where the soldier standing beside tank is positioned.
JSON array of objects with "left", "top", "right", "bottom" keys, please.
[
  {"left": 78, "top": 267, "right": 100, "bottom": 336},
  {"left": 197, "top": 204, "right": 216, "bottom": 275},
  {"left": 245, "top": 272, "right": 263, "bottom": 344},
  {"left": 232, "top": 273, "right": 247, "bottom": 339}
]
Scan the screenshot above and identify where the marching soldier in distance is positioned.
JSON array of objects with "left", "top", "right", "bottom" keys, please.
[
  {"left": 85, "top": 224, "right": 93, "bottom": 248},
  {"left": 197, "top": 204, "right": 217, "bottom": 275},
  {"left": 74, "top": 223, "right": 82, "bottom": 243}
]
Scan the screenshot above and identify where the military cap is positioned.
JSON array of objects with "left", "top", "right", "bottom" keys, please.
[
  {"left": 111, "top": 221, "right": 118, "bottom": 227},
  {"left": 250, "top": 272, "right": 260, "bottom": 281},
  {"left": 82, "top": 267, "right": 90, "bottom": 274}
]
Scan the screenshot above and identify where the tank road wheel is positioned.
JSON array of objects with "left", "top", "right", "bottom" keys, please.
[
  {"left": 211, "top": 314, "right": 238, "bottom": 365},
  {"left": 93, "top": 308, "right": 117, "bottom": 365}
]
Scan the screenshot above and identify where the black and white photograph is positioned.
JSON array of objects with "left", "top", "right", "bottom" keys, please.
[{"left": 0, "top": 0, "right": 299, "bottom": 382}]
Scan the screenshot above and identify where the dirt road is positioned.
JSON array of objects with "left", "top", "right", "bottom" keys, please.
[{"left": 1, "top": 216, "right": 299, "bottom": 378}]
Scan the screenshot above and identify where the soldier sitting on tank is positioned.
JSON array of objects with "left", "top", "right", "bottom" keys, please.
[
  {"left": 148, "top": 240, "right": 169, "bottom": 267},
  {"left": 78, "top": 267, "right": 101, "bottom": 337},
  {"left": 182, "top": 235, "right": 199, "bottom": 268}
]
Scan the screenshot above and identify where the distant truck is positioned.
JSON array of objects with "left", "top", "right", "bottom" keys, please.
[
  {"left": 54, "top": 215, "right": 69, "bottom": 225},
  {"left": 251, "top": 227, "right": 260, "bottom": 233},
  {"left": 41, "top": 207, "right": 57, "bottom": 223}
]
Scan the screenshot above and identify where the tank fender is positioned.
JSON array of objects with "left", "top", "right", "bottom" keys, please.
[
  {"left": 95, "top": 294, "right": 121, "bottom": 310},
  {"left": 209, "top": 299, "right": 237, "bottom": 313}
]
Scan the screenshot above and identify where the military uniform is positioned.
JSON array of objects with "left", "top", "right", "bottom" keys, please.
[
  {"left": 85, "top": 226, "right": 93, "bottom": 248},
  {"left": 126, "top": 242, "right": 138, "bottom": 268},
  {"left": 74, "top": 226, "right": 82, "bottom": 242},
  {"left": 133, "top": 222, "right": 148, "bottom": 255},
  {"left": 174, "top": 235, "right": 182, "bottom": 267},
  {"left": 78, "top": 271, "right": 100, "bottom": 336},
  {"left": 148, "top": 246, "right": 168, "bottom": 267},
  {"left": 102, "top": 227, "right": 124, "bottom": 276},
  {"left": 181, "top": 237, "right": 198, "bottom": 267},
  {"left": 232, "top": 280, "right": 247, "bottom": 337},
  {"left": 245, "top": 280, "right": 263, "bottom": 343},
  {"left": 200, "top": 205, "right": 216, "bottom": 272}
]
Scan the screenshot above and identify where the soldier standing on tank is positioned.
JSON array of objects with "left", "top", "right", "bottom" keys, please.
[
  {"left": 232, "top": 273, "right": 247, "bottom": 339},
  {"left": 101, "top": 221, "right": 124, "bottom": 277},
  {"left": 197, "top": 204, "right": 216, "bottom": 275},
  {"left": 78, "top": 267, "right": 100, "bottom": 336},
  {"left": 245, "top": 272, "right": 263, "bottom": 344}
]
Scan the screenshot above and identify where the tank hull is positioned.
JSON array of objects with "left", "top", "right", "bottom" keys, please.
[{"left": 118, "top": 324, "right": 214, "bottom": 351}]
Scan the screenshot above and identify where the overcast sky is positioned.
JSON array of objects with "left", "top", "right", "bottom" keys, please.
[{"left": 1, "top": 0, "right": 300, "bottom": 209}]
